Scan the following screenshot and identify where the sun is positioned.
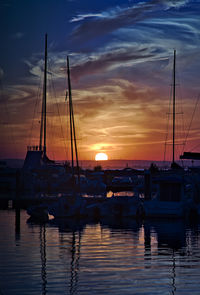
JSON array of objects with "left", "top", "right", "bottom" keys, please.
[{"left": 95, "top": 153, "right": 108, "bottom": 161}]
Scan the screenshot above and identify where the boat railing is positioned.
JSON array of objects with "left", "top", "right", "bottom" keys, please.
[{"left": 27, "top": 145, "right": 44, "bottom": 152}]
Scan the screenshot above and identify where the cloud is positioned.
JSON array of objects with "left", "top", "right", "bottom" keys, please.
[
  {"left": 70, "top": 46, "right": 154, "bottom": 80},
  {"left": 24, "top": 50, "right": 69, "bottom": 83},
  {"left": 70, "top": 13, "right": 105, "bottom": 23},
  {"left": 162, "top": 0, "right": 189, "bottom": 8},
  {"left": 71, "top": 0, "right": 190, "bottom": 41},
  {"left": 23, "top": 44, "right": 155, "bottom": 89}
]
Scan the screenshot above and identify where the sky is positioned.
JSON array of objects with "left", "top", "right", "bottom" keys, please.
[{"left": 1, "top": 0, "right": 200, "bottom": 162}]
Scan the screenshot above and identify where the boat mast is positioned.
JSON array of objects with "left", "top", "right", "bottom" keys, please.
[
  {"left": 39, "top": 87, "right": 44, "bottom": 151},
  {"left": 67, "top": 56, "right": 74, "bottom": 176},
  {"left": 67, "top": 56, "right": 80, "bottom": 185},
  {"left": 172, "top": 49, "right": 176, "bottom": 164},
  {"left": 43, "top": 33, "right": 47, "bottom": 157},
  {"left": 39, "top": 34, "right": 48, "bottom": 156}
]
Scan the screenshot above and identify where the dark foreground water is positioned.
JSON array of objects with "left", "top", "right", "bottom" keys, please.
[{"left": 0, "top": 210, "right": 200, "bottom": 295}]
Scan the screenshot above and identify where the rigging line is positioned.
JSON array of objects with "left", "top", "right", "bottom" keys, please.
[
  {"left": 70, "top": 91, "right": 79, "bottom": 170},
  {"left": 190, "top": 142, "right": 200, "bottom": 152},
  {"left": 182, "top": 93, "right": 200, "bottom": 153},
  {"left": 176, "top": 68, "right": 186, "bottom": 156},
  {"left": 49, "top": 76, "right": 67, "bottom": 160},
  {"left": 39, "top": 80, "right": 45, "bottom": 151},
  {"left": 47, "top": 109, "right": 55, "bottom": 160},
  {"left": 48, "top": 62, "right": 68, "bottom": 160},
  {"left": 164, "top": 51, "right": 177, "bottom": 163},
  {"left": 66, "top": 99, "right": 70, "bottom": 161},
  {"left": 47, "top": 72, "right": 57, "bottom": 161},
  {"left": 47, "top": 78, "right": 56, "bottom": 160},
  {"left": 163, "top": 84, "right": 173, "bottom": 162},
  {"left": 28, "top": 75, "right": 43, "bottom": 147}
]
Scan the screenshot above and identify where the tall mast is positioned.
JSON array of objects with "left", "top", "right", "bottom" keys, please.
[
  {"left": 67, "top": 56, "right": 80, "bottom": 185},
  {"left": 39, "top": 88, "right": 44, "bottom": 151},
  {"left": 43, "top": 33, "right": 47, "bottom": 157},
  {"left": 71, "top": 99, "right": 79, "bottom": 171},
  {"left": 67, "top": 56, "right": 74, "bottom": 176},
  {"left": 172, "top": 49, "right": 176, "bottom": 164},
  {"left": 39, "top": 34, "right": 48, "bottom": 155}
]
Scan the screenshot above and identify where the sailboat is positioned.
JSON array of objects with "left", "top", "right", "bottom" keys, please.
[
  {"left": 22, "top": 34, "right": 74, "bottom": 193},
  {"left": 23, "top": 35, "right": 106, "bottom": 201},
  {"left": 23, "top": 34, "right": 52, "bottom": 169},
  {"left": 142, "top": 50, "right": 197, "bottom": 218},
  {"left": 48, "top": 56, "right": 92, "bottom": 218}
]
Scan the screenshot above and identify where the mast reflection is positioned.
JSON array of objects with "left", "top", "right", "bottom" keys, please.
[
  {"left": 15, "top": 207, "right": 21, "bottom": 241},
  {"left": 171, "top": 249, "right": 176, "bottom": 295},
  {"left": 69, "top": 230, "right": 81, "bottom": 295},
  {"left": 144, "top": 219, "right": 187, "bottom": 295},
  {"left": 55, "top": 218, "right": 84, "bottom": 295},
  {"left": 15, "top": 189, "right": 21, "bottom": 241},
  {"left": 40, "top": 224, "right": 47, "bottom": 295},
  {"left": 144, "top": 222, "right": 151, "bottom": 261}
]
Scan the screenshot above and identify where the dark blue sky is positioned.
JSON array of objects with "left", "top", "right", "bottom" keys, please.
[{"left": 1, "top": 0, "right": 200, "bottom": 161}]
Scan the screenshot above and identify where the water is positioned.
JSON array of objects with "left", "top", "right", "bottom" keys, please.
[{"left": 0, "top": 210, "right": 200, "bottom": 295}]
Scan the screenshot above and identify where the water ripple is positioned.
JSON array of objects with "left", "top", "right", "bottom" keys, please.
[{"left": 0, "top": 210, "right": 200, "bottom": 294}]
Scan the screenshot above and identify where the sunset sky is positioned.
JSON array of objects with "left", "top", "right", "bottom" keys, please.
[{"left": 1, "top": 0, "right": 200, "bottom": 162}]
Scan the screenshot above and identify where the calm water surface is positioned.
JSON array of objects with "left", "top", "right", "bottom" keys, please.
[{"left": 0, "top": 209, "right": 200, "bottom": 295}]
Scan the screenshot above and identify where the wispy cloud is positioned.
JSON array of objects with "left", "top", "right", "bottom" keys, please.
[
  {"left": 163, "top": 0, "right": 189, "bottom": 8},
  {"left": 71, "top": 0, "right": 190, "bottom": 41},
  {"left": 70, "top": 46, "right": 154, "bottom": 80},
  {"left": 70, "top": 13, "right": 105, "bottom": 22}
]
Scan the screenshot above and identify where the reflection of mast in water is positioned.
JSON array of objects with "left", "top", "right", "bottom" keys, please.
[
  {"left": 69, "top": 231, "right": 81, "bottom": 295},
  {"left": 15, "top": 179, "right": 21, "bottom": 241},
  {"left": 15, "top": 206, "right": 21, "bottom": 241},
  {"left": 144, "top": 223, "right": 151, "bottom": 262},
  {"left": 171, "top": 249, "right": 176, "bottom": 295},
  {"left": 40, "top": 225, "right": 47, "bottom": 295}
]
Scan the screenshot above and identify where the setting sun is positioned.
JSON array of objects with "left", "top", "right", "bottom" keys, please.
[{"left": 95, "top": 153, "right": 108, "bottom": 161}]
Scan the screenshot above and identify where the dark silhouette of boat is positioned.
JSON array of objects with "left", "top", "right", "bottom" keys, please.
[
  {"left": 143, "top": 51, "right": 200, "bottom": 218},
  {"left": 22, "top": 35, "right": 79, "bottom": 194}
]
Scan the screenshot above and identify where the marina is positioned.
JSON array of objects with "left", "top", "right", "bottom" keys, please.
[{"left": 1, "top": 1, "right": 200, "bottom": 294}]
